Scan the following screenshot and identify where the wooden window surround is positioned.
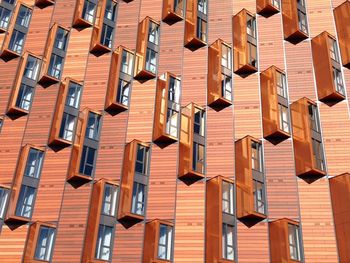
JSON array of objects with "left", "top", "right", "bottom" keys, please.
[
  {"left": 311, "top": 31, "right": 345, "bottom": 104},
  {"left": 208, "top": 39, "right": 233, "bottom": 109},
  {"left": 48, "top": 78, "right": 82, "bottom": 148},
  {"left": 184, "top": 0, "right": 207, "bottom": 50},
  {"left": 153, "top": 72, "right": 180, "bottom": 144},
  {"left": 334, "top": 1, "right": 350, "bottom": 69},
  {"left": 105, "top": 45, "right": 134, "bottom": 113},
  {"left": 257, "top": 0, "right": 280, "bottom": 17},
  {"left": 73, "top": 0, "right": 97, "bottom": 28},
  {"left": 329, "top": 173, "right": 350, "bottom": 262},
  {"left": 0, "top": 184, "right": 11, "bottom": 231},
  {"left": 269, "top": 218, "right": 301, "bottom": 263},
  {"left": 206, "top": 175, "right": 235, "bottom": 263},
  {"left": 0, "top": 0, "right": 15, "bottom": 34},
  {"left": 260, "top": 66, "right": 291, "bottom": 143},
  {"left": 143, "top": 219, "right": 174, "bottom": 263},
  {"left": 67, "top": 108, "right": 102, "bottom": 187},
  {"left": 290, "top": 97, "right": 326, "bottom": 182},
  {"left": 281, "top": 0, "right": 309, "bottom": 44},
  {"left": 134, "top": 16, "right": 160, "bottom": 80},
  {"left": 35, "top": 0, "right": 55, "bottom": 8},
  {"left": 233, "top": 9, "right": 258, "bottom": 76},
  {"left": 83, "top": 178, "right": 119, "bottom": 262},
  {"left": 162, "top": 0, "right": 184, "bottom": 24},
  {"left": 5, "top": 144, "right": 45, "bottom": 225},
  {"left": 118, "top": 139, "right": 150, "bottom": 228},
  {"left": 235, "top": 136, "right": 267, "bottom": 227},
  {"left": 23, "top": 221, "right": 56, "bottom": 262},
  {"left": 178, "top": 103, "right": 206, "bottom": 184}
]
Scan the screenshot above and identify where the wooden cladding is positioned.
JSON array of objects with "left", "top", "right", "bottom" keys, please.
[
  {"left": 329, "top": 173, "right": 350, "bottom": 262},
  {"left": 184, "top": 0, "right": 207, "bottom": 49},
  {"left": 143, "top": 219, "right": 174, "bottom": 263},
  {"left": 334, "top": 1, "right": 350, "bottom": 69},
  {"left": 233, "top": 9, "right": 258, "bottom": 76},
  {"left": 260, "top": 66, "right": 290, "bottom": 143},
  {"left": 257, "top": 0, "right": 280, "bottom": 16},
  {"left": 269, "top": 218, "right": 301, "bottom": 263},
  {"left": 290, "top": 98, "right": 326, "bottom": 182},
  {"left": 162, "top": 0, "right": 184, "bottom": 23},
  {"left": 208, "top": 39, "right": 233, "bottom": 109},
  {"left": 311, "top": 31, "right": 345, "bottom": 103}
]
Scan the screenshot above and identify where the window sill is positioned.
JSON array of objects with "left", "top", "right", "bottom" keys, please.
[
  {"left": 178, "top": 170, "right": 205, "bottom": 185},
  {"left": 285, "top": 29, "right": 309, "bottom": 45},
  {"left": 73, "top": 17, "right": 94, "bottom": 29},
  {"left": 67, "top": 173, "right": 93, "bottom": 188},
  {"left": 118, "top": 212, "right": 144, "bottom": 229},
  {"left": 162, "top": 10, "right": 183, "bottom": 24},
  {"left": 38, "top": 74, "right": 60, "bottom": 88},
  {"left": 208, "top": 96, "right": 232, "bottom": 110},
  {"left": 0, "top": 48, "right": 20, "bottom": 61},
  {"left": 105, "top": 101, "right": 128, "bottom": 114},
  {"left": 184, "top": 36, "right": 207, "bottom": 51},
  {"left": 35, "top": 0, "right": 54, "bottom": 8},
  {"left": 7, "top": 106, "right": 29, "bottom": 118}
]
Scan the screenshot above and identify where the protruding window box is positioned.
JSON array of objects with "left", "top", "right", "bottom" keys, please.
[
  {"left": 35, "top": 0, "right": 55, "bottom": 8},
  {"left": 0, "top": 184, "right": 10, "bottom": 231},
  {"left": 143, "top": 219, "right": 174, "bottom": 263},
  {"left": 257, "top": 0, "right": 280, "bottom": 17},
  {"left": 162, "top": 0, "right": 184, "bottom": 24},
  {"left": 311, "top": 31, "right": 345, "bottom": 104},
  {"left": 334, "top": 1, "right": 350, "bottom": 69},
  {"left": 208, "top": 39, "right": 233, "bottom": 109},
  {"left": 329, "top": 173, "right": 350, "bottom": 263},
  {"left": 179, "top": 103, "right": 206, "bottom": 184},
  {"left": 233, "top": 9, "right": 258, "bottom": 76},
  {"left": 269, "top": 218, "right": 303, "bottom": 262},
  {"left": 73, "top": 0, "right": 98, "bottom": 28},
  {"left": 235, "top": 136, "right": 267, "bottom": 227},
  {"left": 281, "top": 0, "right": 309, "bottom": 44},
  {"left": 291, "top": 97, "right": 326, "bottom": 182},
  {"left": 260, "top": 66, "right": 291, "bottom": 143},
  {"left": 153, "top": 72, "right": 180, "bottom": 144}
]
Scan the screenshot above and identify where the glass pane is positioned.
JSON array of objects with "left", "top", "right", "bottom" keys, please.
[
  {"left": 16, "top": 185, "right": 35, "bottom": 218},
  {"left": 0, "top": 188, "right": 9, "bottom": 219},
  {"left": 16, "top": 84, "right": 33, "bottom": 110},
  {"left": 24, "top": 148, "right": 43, "bottom": 179},
  {"left": 66, "top": 82, "right": 82, "bottom": 108},
  {"left": 148, "top": 22, "right": 159, "bottom": 45},
  {"left": 54, "top": 28, "right": 68, "bottom": 50},
  {"left": 104, "top": 0, "right": 117, "bottom": 21},
  {"left": 9, "top": 30, "right": 25, "bottom": 53},
  {"left": 16, "top": 5, "right": 32, "bottom": 28},
  {"left": 0, "top": 7, "right": 11, "bottom": 30},
  {"left": 82, "top": 0, "right": 96, "bottom": 23}
]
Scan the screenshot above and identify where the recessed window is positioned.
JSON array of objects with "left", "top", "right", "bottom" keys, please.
[
  {"left": 145, "top": 48, "right": 157, "bottom": 74},
  {"left": 253, "top": 179, "right": 265, "bottom": 214},
  {"left": 95, "top": 224, "right": 113, "bottom": 261},
  {"left": 222, "top": 181, "right": 234, "bottom": 215},
  {"left": 251, "top": 141, "right": 262, "bottom": 172},
  {"left": 54, "top": 27, "right": 69, "bottom": 50},
  {"left": 278, "top": 104, "right": 290, "bottom": 133},
  {"left": 0, "top": 7, "right": 11, "bottom": 30},
  {"left": 23, "top": 55, "right": 40, "bottom": 81},
  {"left": 148, "top": 22, "right": 159, "bottom": 45},
  {"left": 135, "top": 144, "right": 149, "bottom": 175},
  {"left": 288, "top": 224, "right": 301, "bottom": 261},
  {"left": 166, "top": 108, "right": 178, "bottom": 138},
  {"left": 308, "top": 104, "right": 320, "bottom": 133},
  {"left": 193, "top": 142, "right": 205, "bottom": 174},
  {"left": 158, "top": 224, "right": 173, "bottom": 261},
  {"left": 247, "top": 42, "right": 257, "bottom": 68},
  {"left": 121, "top": 50, "right": 134, "bottom": 76},
  {"left": 15, "top": 185, "right": 35, "bottom": 218},
  {"left": 247, "top": 15, "right": 256, "bottom": 38},
  {"left": 196, "top": 17, "right": 207, "bottom": 42},
  {"left": 221, "top": 73, "right": 232, "bottom": 101},
  {"left": 24, "top": 148, "right": 44, "bottom": 179},
  {"left": 174, "top": 0, "right": 184, "bottom": 15},
  {"left": 222, "top": 223, "right": 234, "bottom": 260},
  {"left": 102, "top": 183, "right": 118, "bottom": 217},
  {"left": 0, "top": 188, "right": 9, "bottom": 219},
  {"left": 271, "top": 0, "right": 280, "bottom": 9},
  {"left": 82, "top": 0, "right": 97, "bottom": 23},
  {"left": 9, "top": 29, "right": 25, "bottom": 54},
  {"left": 194, "top": 108, "right": 205, "bottom": 136},
  {"left": 85, "top": 112, "right": 101, "bottom": 140},
  {"left": 104, "top": 0, "right": 117, "bottom": 21},
  {"left": 197, "top": 0, "right": 207, "bottom": 15},
  {"left": 221, "top": 44, "right": 232, "bottom": 70},
  {"left": 48, "top": 54, "right": 64, "bottom": 79},
  {"left": 15, "top": 5, "right": 32, "bottom": 28},
  {"left": 34, "top": 226, "right": 56, "bottom": 262},
  {"left": 168, "top": 76, "right": 180, "bottom": 103},
  {"left": 65, "top": 82, "right": 82, "bottom": 109},
  {"left": 131, "top": 182, "right": 145, "bottom": 215},
  {"left": 329, "top": 37, "right": 340, "bottom": 63},
  {"left": 297, "top": 10, "right": 308, "bottom": 34},
  {"left": 79, "top": 146, "right": 96, "bottom": 176},
  {"left": 312, "top": 138, "right": 325, "bottom": 171},
  {"left": 59, "top": 112, "right": 76, "bottom": 141},
  {"left": 101, "top": 23, "right": 113, "bottom": 48},
  {"left": 333, "top": 67, "right": 345, "bottom": 95},
  {"left": 117, "top": 79, "right": 130, "bottom": 106},
  {"left": 276, "top": 71, "right": 287, "bottom": 98},
  {"left": 15, "top": 84, "right": 33, "bottom": 111}
]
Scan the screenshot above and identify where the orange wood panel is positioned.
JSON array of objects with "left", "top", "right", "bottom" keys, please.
[
  {"left": 232, "top": 0, "right": 256, "bottom": 13},
  {"left": 139, "top": 0, "right": 162, "bottom": 21},
  {"left": 50, "top": 0, "right": 76, "bottom": 28},
  {"left": 208, "top": 0, "right": 232, "bottom": 45},
  {"left": 0, "top": 225, "right": 28, "bottom": 262},
  {"left": 307, "top": 0, "right": 336, "bottom": 37},
  {"left": 0, "top": 59, "right": 20, "bottom": 114}
]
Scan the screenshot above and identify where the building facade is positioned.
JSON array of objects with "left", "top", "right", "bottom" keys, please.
[{"left": 0, "top": 0, "right": 349, "bottom": 262}]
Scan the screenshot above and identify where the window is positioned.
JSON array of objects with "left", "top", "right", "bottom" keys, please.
[
  {"left": 247, "top": 16, "right": 256, "bottom": 38},
  {"left": 278, "top": 104, "right": 290, "bottom": 133},
  {"left": 24, "top": 148, "right": 44, "bottom": 179},
  {"left": 82, "top": 0, "right": 97, "bottom": 23},
  {"left": 158, "top": 224, "right": 173, "bottom": 261},
  {"left": 271, "top": 0, "right": 280, "bottom": 9},
  {"left": 168, "top": 76, "right": 180, "bottom": 103},
  {"left": 59, "top": 112, "right": 76, "bottom": 141},
  {"left": 288, "top": 224, "right": 301, "bottom": 261},
  {"left": 221, "top": 73, "right": 232, "bottom": 101},
  {"left": 95, "top": 224, "right": 113, "bottom": 261},
  {"left": 34, "top": 226, "right": 56, "bottom": 261},
  {"left": 222, "top": 223, "right": 234, "bottom": 260},
  {"left": 276, "top": 72, "right": 287, "bottom": 98},
  {"left": 308, "top": 104, "right": 320, "bottom": 133},
  {"left": 104, "top": 0, "right": 117, "bottom": 21},
  {"left": 297, "top": 0, "right": 305, "bottom": 7},
  {"left": 79, "top": 146, "right": 96, "bottom": 176},
  {"left": 54, "top": 27, "right": 69, "bottom": 50},
  {"left": 329, "top": 37, "right": 340, "bottom": 62},
  {"left": 121, "top": 50, "right": 134, "bottom": 76},
  {"left": 15, "top": 185, "right": 35, "bottom": 218},
  {"left": 48, "top": 54, "right": 64, "bottom": 79},
  {"left": 174, "top": 0, "right": 184, "bottom": 15},
  {"left": 312, "top": 139, "right": 325, "bottom": 171},
  {"left": 197, "top": 0, "right": 207, "bottom": 15},
  {"left": 222, "top": 181, "right": 234, "bottom": 215},
  {"left": 9, "top": 30, "right": 25, "bottom": 54},
  {"left": 333, "top": 67, "right": 345, "bottom": 96},
  {"left": 3, "top": 0, "right": 15, "bottom": 4},
  {"left": 101, "top": 23, "right": 113, "bottom": 48},
  {"left": 297, "top": 10, "right": 308, "bottom": 34},
  {"left": 23, "top": 56, "right": 40, "bottom": 80},
  {"left": 85, "top": 112, "right": 101, "bottom": 140},
  {"left": 65, "top": 82, "right": 82, "bottom": 109},
  {"left": 16, "top": 84, "right": 33, "bottom": 111},
  {"left": 148, "top": 22, "right": 159, "bottom": 45},
  {"left": 194, "top": 108, "right": 205, "bottom": 136},
  {"left": 15, "top": 5, "right": 31, "bottom": 28},
  {"left": 102, "top": 184, "right": 118, "bottom": 216},
  {"left": 193, "top": 142, "right": 205, "bottom": 174},
  {"left": 145, "top": 48, "right": 157, "bottom": 74},
  {"left": 221, "top": 44, "right": 232, "bottom": 70},
  {"left": 251, "top": 141, "right": 262, "bottom": 172},
  {"left": 135, "top": 144, "right": 149, "bottom": 175},
  {"left": 117, "top": 79, "right": 130, "bottom": 106},
  {"left": 166, "top": 108, "right": 178, "bottom": 138},
  {"left": 0, "top": 188, "right": 9, "bottom": 219},
  {"left": 0, "top": 118, "right": 3, "bottom": 133},
  {"left": 247, "top": 42, "right": 257, "bottom": 68},
  {"left": 0, "top": 7, "right": 11, "bottom": 30},
  {"left": 131, "top": 182, "right": 145, "bottom": 215},
  {"left": 253, "top": 180, "right": 265, "bottom": 214},
  {"left": 196, "top": 17, "right": 207, "bottom": 42}
]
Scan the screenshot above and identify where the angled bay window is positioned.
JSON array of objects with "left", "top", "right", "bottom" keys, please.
[
  {"left": 73, "top": 0, "right": 98, "bottom": 28},
  {"left": 311, "top": 31, "right": 345, "bottom": 104},
  {"left": 233, "top": 9, "right": 258, "bottom": 76},
  {"left": 257, "top": 0, "right": 280, "bottom": 16},
  {"left": 0, "top": 5, "right": 12, "bottom": 33},
  {"left": 334, "top": 1, "right": 350, "bottom": 69},
  {"left": 90, "top": 0, "right": 118, "bottom": 54},
  {"left": 281, "top": 0, "right": 309, "bottom": 43},
  {"left": 83, "top": 179, "right": 119, "bottom": 262},
  {"left": 184, "top": 0, "right": 207, "bottom": 49},
  {"left": 153, "top": 72, "right": 180, "bottom": 144},
  {"left": 235, "top": 136, "right": 267, "bottom": 227},
  {"left": 49, "top": 78, "right": 82, "bottom": 147},
  {"left": 134, "top": 17, "right": 160, "bottom": 80},
  {"left": 206, "top": 176, "right": 236, "bottom": 262},
  {"left": 291, "top": 97, "right": 326, "bottom": 182},
  {"left": 105, "top": 45, "right": 134, "bottom": 113},
  {"left": 143, "top": 219, "right": 174, "bottom": 263},
  {"left": 179, "top": 103, "right": 206, "bottom": 184},
  {"left": 39, "top": 24, "right": 70, "bottom": 86},
  {"left": 0, "top": 117, "right": 3, "bottom": 133},
  {"left": 67, "top": 108, "right": 102, "bottom": 186},
  {"left": 269, "top": 218, "right": 303, "bottom": 262},
  {"left": 162, "top": 0, "right": 184, "bottom": 23},
  {"left": 6, "top": 145, "right": 45, "bottom": 224},
  {"left": 0, "top": 185, "right": 10, "bottom": 230},
  {"left": 208, "top": 39, "right": 233, "bottom": 109},
  {"left": 260, "top": 66, "right": 291, "bottom": 143}
]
